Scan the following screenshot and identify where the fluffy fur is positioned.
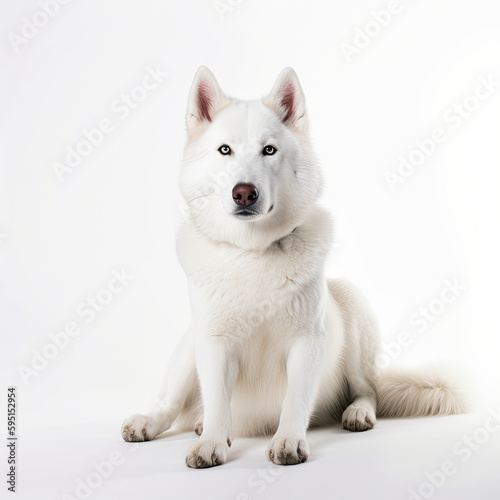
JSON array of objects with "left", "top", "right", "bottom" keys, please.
[{"left": 121, "top": 67, "right": 467, "bottom": 468}]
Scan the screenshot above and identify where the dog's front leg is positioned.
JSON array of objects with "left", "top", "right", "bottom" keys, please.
[
  {"left": 267, "top": 332, "right": 325, "bottom": 465},
  {"left": 185, "top": 335, "right": 239, "bottom": 468}
]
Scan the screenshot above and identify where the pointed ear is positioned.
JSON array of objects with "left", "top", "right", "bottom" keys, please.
[
  {"left": 263, "top": 67, "right": 306, "bottom": 131},
  {"left": 186, "top": 66, "right": 230, "bottom": 133}
]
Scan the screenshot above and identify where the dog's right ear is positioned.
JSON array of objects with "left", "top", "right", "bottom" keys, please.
[{"left": 186, "top": 67, "right": 229, "bottom": 134}]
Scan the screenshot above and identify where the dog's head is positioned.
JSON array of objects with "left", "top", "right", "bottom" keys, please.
[{"left": 180, "top": 67, "right": 323, "bottom": 250}]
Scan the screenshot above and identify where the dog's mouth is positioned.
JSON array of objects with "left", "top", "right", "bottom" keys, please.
[
  {"left": 233, "top": 209, "right": 261, "bottom": 220},
  {"left": 233, "top": 205, "right": 273, "bottom": 221}
]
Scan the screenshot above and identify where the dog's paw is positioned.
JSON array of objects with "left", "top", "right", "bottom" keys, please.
[
  {"left": 342, "top": 405, "right": 376, "bottom": 432},
  {"left": 185, "top": 440, "right": 227, "bottom": 468},
  {"left": 121, "top": 414, "right": 158, "bottom": 442},
  {"left": 266, "top": 436, "right": 309, "bottom": 465}
]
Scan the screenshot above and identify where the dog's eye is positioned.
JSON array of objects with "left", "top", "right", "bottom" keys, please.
[
  {"left": 263, "top": 145, "right": 277, "bottom": 156},
  {"left": 218, "top": 145, "right": 231, "bottom": 155}
]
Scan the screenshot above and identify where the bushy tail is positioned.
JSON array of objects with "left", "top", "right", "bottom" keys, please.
[{"left": 376, "top": 365, "right": 471, "bottom": 418}]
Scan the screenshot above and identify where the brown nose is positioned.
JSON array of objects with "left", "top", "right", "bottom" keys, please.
[{"left": 232, "top": 183, "right": 258, "bottom": 206}]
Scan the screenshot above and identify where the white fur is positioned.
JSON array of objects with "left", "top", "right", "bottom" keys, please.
[{"left": 121, "top": 67, "right": 467, "bottom": 467}]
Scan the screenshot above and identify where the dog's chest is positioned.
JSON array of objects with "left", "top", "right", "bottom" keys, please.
[{"left": 177, "top": 224, "right": 325, "bottom": 335}]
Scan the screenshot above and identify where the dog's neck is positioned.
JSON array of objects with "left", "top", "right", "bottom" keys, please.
[
  {"left": 272, "top": 226, "right": 297, "bottom": 245},
  {"left": 191, "top": 219, "right": 299, "bottom": 253},
  {"left": 188, "top": 205, "right": 314, "bottom": 253}
]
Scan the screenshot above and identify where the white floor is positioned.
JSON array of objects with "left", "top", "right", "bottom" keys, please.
[{"left": 17, "top": 414, "right": 500, "bottom": 500}]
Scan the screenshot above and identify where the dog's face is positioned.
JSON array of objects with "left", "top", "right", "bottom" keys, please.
[{"left": 180, "top": 67, "right": 323, "bottom": 250}]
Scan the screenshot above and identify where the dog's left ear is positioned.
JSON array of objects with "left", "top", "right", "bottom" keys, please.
[
  {"left": 186, "top": 66, "right": 230, "bottom": 134},
  {"left": 263, "top": 68, "right": 307, "bottom": 131}
]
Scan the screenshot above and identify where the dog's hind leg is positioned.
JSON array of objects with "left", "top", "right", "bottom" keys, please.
[
  {"left": 327, "top": 278, "right": 379, "bottom": 432},
  {"left": 341, "top": 319, "right": 379, "bottom": 432},
  {"left": 121, "top": 326, "right": 197, "bottom": 442},
  {"left": 342, "top": 389, "right": 377, "bottom": 431}
]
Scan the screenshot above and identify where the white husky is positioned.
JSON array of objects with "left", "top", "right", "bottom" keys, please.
[{"left": 121, "top": 67, "right": 467, "bottom": 468}]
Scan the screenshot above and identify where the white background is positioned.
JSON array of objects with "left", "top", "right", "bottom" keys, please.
[{"left": 1, "top": 1, "right": 500, "bottom": 498}]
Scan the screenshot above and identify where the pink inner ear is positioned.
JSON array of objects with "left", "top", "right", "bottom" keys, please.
[
  {"left": 280, "top": 81, "right": 296, "bottom": 123},
  {"left": 197, "top": 81, "right": 214, "bottom": 123}
]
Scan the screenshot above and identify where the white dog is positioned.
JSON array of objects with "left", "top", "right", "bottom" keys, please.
[{"left": 122, "top": 67, "right": 467, "bottom": 468}]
